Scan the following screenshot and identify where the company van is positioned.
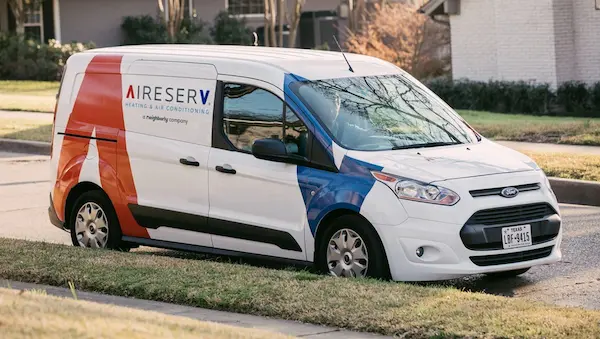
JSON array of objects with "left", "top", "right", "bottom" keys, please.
[{"left": 48, "top": 45, "right": 562, "bottom": 281}]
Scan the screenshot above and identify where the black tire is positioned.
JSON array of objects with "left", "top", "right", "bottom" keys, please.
[
  {"left": 316, "top": 214, "right": 390, "bottom": 280},
  {"left": 68, "top": 190, "right": 130, "bottom": 251},
  {"left": 485, "top": 267, "right": 530, "bottom": 279}
]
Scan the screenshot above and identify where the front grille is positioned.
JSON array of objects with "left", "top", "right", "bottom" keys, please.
[
  {"left": 470, "top": 183, "right": 541, "bottom": 198},
  {"left": 465, "top": 203, "right": 555, "bottom": 226},
  {"left": 470, "top": 246, "right": 553, "bottom": 266}
]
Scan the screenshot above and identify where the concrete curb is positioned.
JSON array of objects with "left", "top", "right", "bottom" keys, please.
[
  {"left": 0, "top": 138, "right": 50, "bottom": 155},
  {"left": 549, "top": 177, "right": 600, "bottom": 207}
]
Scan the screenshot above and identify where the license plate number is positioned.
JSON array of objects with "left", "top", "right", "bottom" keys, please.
[{"left": 501, "top": 225, "right": 532, "bottom": 249}]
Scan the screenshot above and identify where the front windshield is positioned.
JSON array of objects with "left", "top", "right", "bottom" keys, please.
[{"left": 289, "top": 73, "right": 480, "bottom": 151}]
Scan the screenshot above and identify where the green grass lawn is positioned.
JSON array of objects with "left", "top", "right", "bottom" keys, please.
[
  {"left": 1, "top": 238, "right": 599, "bottom": 338},
  {"left": 458, "top": 110, "right": 600, "bottom": 146},
  {"left": 0, "top": 118, "right": 53, "bottom": 142},
  {"left": 1, "top": 288, "right": 291, "bottom": 339},
  {"left": 0, "top": 80, "right": 59, "bottom": 112}
]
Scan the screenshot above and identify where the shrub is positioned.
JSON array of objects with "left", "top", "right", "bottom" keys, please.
[
  {"left": 209, "top": 11, "right": 252, "bottom": 45},
  {"left": 556, "top": 81, "right": 591, "bottom": 116},
  {"left": 121, "top": 15, "right": 167, "bottom": 45},
  {"left": 121, "top": 15, "right": 212, "bottom": 45},
  {"left": 0, "top": 33, "right": 94, "bottom": 81},
  {"left": 424, "top": 77, "right": 600, "bottom": 117}
]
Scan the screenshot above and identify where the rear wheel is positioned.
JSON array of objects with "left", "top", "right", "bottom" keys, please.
[
  {"left": 68, "top": 190, "right": 129, "bottom": 251},
  {"left": 485, "top": 267, "right": 530, "bottom": 279},
  {"left": 316, "top": 215, "right": 390, "bottom": 280}
]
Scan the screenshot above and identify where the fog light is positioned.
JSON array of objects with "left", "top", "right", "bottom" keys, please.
[{"left": 416, "top": 247, "right": 424, "bottom": 257}]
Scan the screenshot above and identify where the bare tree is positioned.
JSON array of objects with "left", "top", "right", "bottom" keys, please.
[
  {"left": 345, "top": 0, "right": 450, "bottom": 79},
  {"left": 263, "top": 0, "right": 271, "bottom": 46},
  {"left": 286, "top": 0, "right": 305, "bottom": 48},
  {"left": 260, "top": 0, "right": 304, "bottom": 47},
  {"left": 8, "top": 0, "right": 44, "bottom": 36},
  {"left": 157, "top": 0, "right": 186, "bottom": 42}
]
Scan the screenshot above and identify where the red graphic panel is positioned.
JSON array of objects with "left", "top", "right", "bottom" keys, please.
[{"left": 53, "top": 55, "right": 149, "bottom": 238}]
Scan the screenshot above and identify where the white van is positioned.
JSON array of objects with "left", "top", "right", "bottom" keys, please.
[{"left": 48, "top": 45, "right": 562, "bottom": 281}]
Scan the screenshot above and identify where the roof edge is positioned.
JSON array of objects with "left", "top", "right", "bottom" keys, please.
[{"left": 418, "top": 0, "right": 448, "bottom": 16}]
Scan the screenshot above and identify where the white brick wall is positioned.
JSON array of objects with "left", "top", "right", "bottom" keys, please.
[
  {"left": 572, "top": 0, "right": 600, "bottom": 84},
  {"left": 449, "top": 0, "right": 600, "bottom": 87},
  {"left": 553, "top": 0, "right": 576, "bottom": 84},
  {"left": 449, "top": 0, "right": 498, "bottom": 82},
  {"left": 493, "top": 0, "right": 557, "bottom": 86}
]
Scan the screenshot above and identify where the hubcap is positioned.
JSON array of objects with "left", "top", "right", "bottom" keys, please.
[
  {"left": 75, "top": 202, "right": 109, "bottom": 248},
  {"left": 326, "top": 229, "right": 369, "bottom": 278}
]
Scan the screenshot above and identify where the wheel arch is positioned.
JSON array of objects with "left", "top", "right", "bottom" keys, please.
[
  {"left": 312, "top": 208, "right": 391, "bottom": 275},
  {"left": 64, "top": 181, "right": 109, "bottom": 226}
]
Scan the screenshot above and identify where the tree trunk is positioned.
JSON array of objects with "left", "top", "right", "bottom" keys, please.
[
  {"left": 7, "top": 0, "right": 25, "bottom": 35},
  {"left": 158, "top": 0, "right": 185, "bottom": 42},
  {"left": 277, "top": 0, "right": 284, "bottom": 47},
  {"left": 286, "top": 0, "right": 304, "bottom": 48},
  {"left": 268, "top": 0, "right": 277, "bottom": 46},
  {"left": 263, "top": 0, "right": 270, "bottom": 46}
]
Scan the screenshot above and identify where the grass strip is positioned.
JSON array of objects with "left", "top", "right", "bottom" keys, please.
[
  {"left": 459, "top": 110, "right": 600, "bottom": 146},
  {"left": 0, "top": 287, "right": 292, "bottom": 339},
  {"left": 0, "top": 80, "right": 60, "bottom": 95},
  {"left": 0, "top": 81, "right": 59, "bottom": 112},
  {"left": 525, "top": 151, "right": 600, "bottom": 182},
  {"left": 0, "top": 118, "right": 52, "bottom": 142},
  {"left": 1, "top": 238, "right": 599, "bottom": 338}
]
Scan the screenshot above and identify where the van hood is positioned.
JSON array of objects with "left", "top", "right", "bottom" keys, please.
[{"left": 345, "top": 139, "right": 539, "bottom": 183}]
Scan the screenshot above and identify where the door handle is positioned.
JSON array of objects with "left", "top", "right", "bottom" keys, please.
[
  {"left": 180, "top": 157, "right": 200, "bottom": 167},
  {"left": 216, "top": 164, "right": 236, "bottom": 174}
]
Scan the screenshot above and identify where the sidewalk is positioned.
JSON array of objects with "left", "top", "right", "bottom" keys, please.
[
  {"left": 4, "top": 280, "right": 392, "bottom": 339},
  {"left": 0, "top": 109, "right": 53, "bottom": 121}
]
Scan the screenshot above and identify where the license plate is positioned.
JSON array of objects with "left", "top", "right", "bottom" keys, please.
[{"left": 501, "top": 225, "right": 532, "bottom": 249}]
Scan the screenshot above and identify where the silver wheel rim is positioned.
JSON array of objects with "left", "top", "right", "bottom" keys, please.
[
  {"left": 75, "top": 202, "right": 109, "bottom": 248},
  {"left": 327, "top": 228, "right": 369, "bottom": 278}
]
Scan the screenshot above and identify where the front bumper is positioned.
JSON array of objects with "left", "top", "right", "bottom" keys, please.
[
  {"left": 374, "top": 217, "right": 562, "bottom": 282},
  {"left": 372, "top": 170, "right": 563, "bottom": 282}
]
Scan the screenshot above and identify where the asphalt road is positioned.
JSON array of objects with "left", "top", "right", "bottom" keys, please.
[{"left": 1, "top": 153, "right": 599, "bottom": 310}]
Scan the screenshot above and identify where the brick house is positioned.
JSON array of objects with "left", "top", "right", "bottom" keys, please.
[
  {"left": 419, "top": 0, "right": 600, "bottom": 88},
  {"left": 0, "top": 0, "right": 349, "bottom": 49}
]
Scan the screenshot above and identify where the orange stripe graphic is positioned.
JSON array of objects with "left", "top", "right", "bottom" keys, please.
[{"left": 53, "top": 55, "right": 149, "bottom": 238}]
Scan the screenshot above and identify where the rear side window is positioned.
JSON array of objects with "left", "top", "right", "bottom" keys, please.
[{"left": 222, "top": 83, "right": 308, "bottom": 157}]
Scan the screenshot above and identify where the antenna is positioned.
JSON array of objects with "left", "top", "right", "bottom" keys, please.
[{"left": 332, "top": 35, "right": 354, "bottom": 73}]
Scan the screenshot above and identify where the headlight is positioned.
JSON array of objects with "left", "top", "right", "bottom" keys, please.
[{"left": 371, "top": 171, "right": 460, "bottom": 206}]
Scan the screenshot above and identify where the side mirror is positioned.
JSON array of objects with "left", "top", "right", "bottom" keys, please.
[{"left": 251, "top": 138, "right": 288, "bottom": 162}]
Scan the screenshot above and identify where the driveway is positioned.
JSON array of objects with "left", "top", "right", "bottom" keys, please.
[{"left": 1, "top": 153, "right": 599, "bottom": 310}]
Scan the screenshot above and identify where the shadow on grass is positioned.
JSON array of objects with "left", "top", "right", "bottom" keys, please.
[
  {"left": 132, "top": 246, "right": 535, "bottom": 297},
  {"left": 2, "top": 124, "right": 52, "bottom": 143},
  {"left": 132, "top": 247, "right": 316, "bottom": 274}
]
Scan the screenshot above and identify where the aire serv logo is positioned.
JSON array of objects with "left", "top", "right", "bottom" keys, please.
[{"left": 124, "top": 84, "right": 212, "bottom": 115}]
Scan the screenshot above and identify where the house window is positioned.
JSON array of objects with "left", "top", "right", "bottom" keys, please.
[
  {"left": 23, "top": 0, "right": 44, "bottom": 42},
  {"left": 227, "top": 0, "right": 265, "bottom": 16}
]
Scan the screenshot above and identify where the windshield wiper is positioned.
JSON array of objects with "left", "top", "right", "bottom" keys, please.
[{"left": 391, "top": 141, "right": 463, "bottom": 150}]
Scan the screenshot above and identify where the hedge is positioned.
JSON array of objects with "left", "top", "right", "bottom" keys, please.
[{"left": 424, "top": 77, "right": 600, "bottom": 117}]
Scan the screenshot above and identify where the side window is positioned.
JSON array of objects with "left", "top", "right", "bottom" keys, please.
[{"left": 222, "top": 83, "right": 308, "bottom": 158}]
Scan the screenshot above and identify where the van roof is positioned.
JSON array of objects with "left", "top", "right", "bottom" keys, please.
[{"left": 83, "top": 44, "right": 401, "bottom": 81}]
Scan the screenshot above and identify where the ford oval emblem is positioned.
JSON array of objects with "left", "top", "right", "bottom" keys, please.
[{"left": 501, "top": 187, "right": 519, "bottom": 198}]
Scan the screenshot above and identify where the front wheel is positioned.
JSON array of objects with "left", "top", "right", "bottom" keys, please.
[
  {"left": 316, "top": 215, "right": 390, "bottom": 280},
  {"left": 69, "top": 190, "right": 129, "bottom": 251}
]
